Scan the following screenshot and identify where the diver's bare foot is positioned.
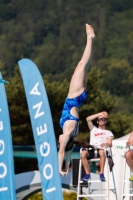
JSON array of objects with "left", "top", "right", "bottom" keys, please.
[
  {"left": 59, "top": 171, "right": 66, "bottom": 177},
  {"left": 86, "top": 24, "right": 95, "bottom": 41}
]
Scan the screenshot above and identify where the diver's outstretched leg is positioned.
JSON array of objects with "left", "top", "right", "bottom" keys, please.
[
  {"left": 68, "top": 24, "right": 95, "bottom": 99},
  {"left": 58, "top": 24, "right": 95, "bottom": 175}
]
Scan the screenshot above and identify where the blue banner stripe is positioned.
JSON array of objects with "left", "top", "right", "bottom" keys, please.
[
  {"left": 0, "top": 73, "right": 16, "bottom": 200},
  {"left": 18, "top": 58, "right": 63, "bottom": 200}
]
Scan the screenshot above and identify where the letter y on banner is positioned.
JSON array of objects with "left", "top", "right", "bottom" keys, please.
[
  {"left": 18, "top": 58, "right": 63, "bottom": 200},
  {"left": 0, "top": 72, "right": 16, "bottom": 200}
]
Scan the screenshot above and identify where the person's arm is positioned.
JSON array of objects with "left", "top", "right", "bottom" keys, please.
[
  {"left": 64, "top": 149, "right": 73, "bottom": 174},
  {"left": 100, "top": 136, "right": 113, "bottom": 148},
  {"left": 126, "top": 131, "right": 133, "bottom": 146},
  {"left": 86, "top": 111, "right": 108, "bottom": 130}
]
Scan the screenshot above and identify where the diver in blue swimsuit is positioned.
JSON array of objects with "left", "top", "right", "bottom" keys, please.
[
  {"left": 58, "top": 24, "right": 95, "bottom": 176},
  {"left": 60, "top": 90, "right": 87, "bottom": 136}
]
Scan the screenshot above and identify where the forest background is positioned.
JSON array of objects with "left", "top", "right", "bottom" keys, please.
[{"left": 0, "top": 0, "right": 133, "bottom": 172}]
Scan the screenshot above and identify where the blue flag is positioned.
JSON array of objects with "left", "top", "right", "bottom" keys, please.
[
  {"left": 18, "top": 58, "right": 63, "bottom": 200},
  {"left": 0, "top": 73, "right": 16, "bottom": 200}
]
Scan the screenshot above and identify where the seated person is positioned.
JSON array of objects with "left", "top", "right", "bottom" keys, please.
[
  {"left": 125, "top": 131, "right": 133, "bottom": 181},
  {"left": 81, "top": 111, "right": 114, "bottom": 181}
]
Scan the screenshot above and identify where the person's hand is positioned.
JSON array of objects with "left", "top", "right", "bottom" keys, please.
[
  {"left": 126, "top": 142, "right": 133, "bottom": 146},
  {"left": 65, "top": 169, "right": 69, "bottom": 175},
  {"left": 99, "top": 111, "right": 108, "bottom": 119},
  {"left": 86, "top": 24, "right": 95, "bottom": 41},
  {"left": 100, "top": 143, "right": 107, "bottom": 147},
  {"left": 59, "top": 170, "right": 67, "bottom": 177}
]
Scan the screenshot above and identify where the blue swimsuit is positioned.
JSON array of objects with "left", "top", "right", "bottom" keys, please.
[{"left": 60, "top": 90, "right": 87, "bottom": 132}]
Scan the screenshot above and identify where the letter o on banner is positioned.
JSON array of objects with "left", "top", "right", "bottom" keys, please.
[
  {"left": 43, "top": 164, "right": 53, "bottom": 180},
  {"left": 0, "top": 163, "right": 7, "bottom": 178}
]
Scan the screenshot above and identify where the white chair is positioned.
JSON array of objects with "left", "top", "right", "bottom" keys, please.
[{"left": 77, "top": 147, "right": 118, "bottom": 200}]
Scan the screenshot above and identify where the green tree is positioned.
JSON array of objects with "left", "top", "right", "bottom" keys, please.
[
  {"left": 6, "top": 67, "right": 33, "bottom": 145},
  {"left": 96, "top": 58, "right": 133, "bottom": 97}
]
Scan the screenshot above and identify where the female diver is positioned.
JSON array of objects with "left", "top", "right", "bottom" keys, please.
[{"left": 58, "top": 24, "right": 95, "bottom": 176}]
